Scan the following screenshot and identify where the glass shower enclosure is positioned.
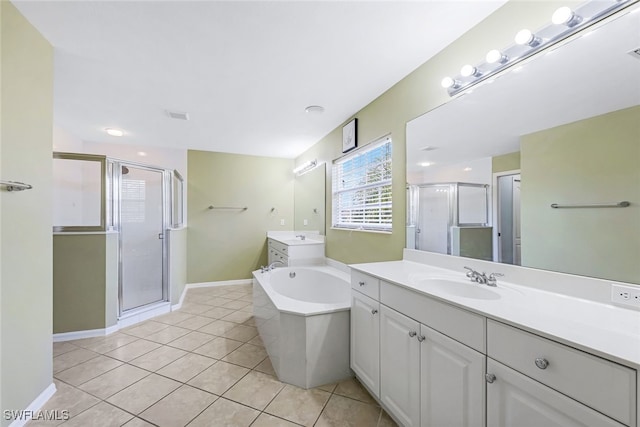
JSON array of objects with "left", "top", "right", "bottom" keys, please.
[
  {"left": 53, "top": 152, "right": 184, "bottom": 316},
  {"left": 407, "top": 182, "right": 492, "bottom": 260}
]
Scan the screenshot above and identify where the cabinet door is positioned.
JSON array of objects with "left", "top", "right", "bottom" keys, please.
[
  {"left": 380, "top": 305, "right": 421, "bottom": 427},
  {"left": 350, "top": 290, "right": 380, "bottom": 398},
  {"left": 486, "top": 359, "right": 626, "bottom": 427},
  {"left": 420, "top": 325, "right": 485, "bottom": 427}
]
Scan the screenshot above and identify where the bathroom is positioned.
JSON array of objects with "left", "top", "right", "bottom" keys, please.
[{"left": 1, "top": 0, "right": 639, "bottom": 426}]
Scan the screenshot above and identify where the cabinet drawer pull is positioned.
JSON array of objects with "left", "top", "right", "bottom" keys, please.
[
  {"left": 359, "top": 281, "right": 366, "bottom": 286},
  {"left": 535, "top": 357, "right": 549, "bottom": 370},
  {"left": 408, "top": 331, "right": 417, "bottom": 338},
  {"left": 371, "top": 309, "right": 378, "bottom": 315},
  {"left": 417, "top": 335, "right": 425, "bottom": 342},
  {"left": 485, "top": 373, "right": 496, "bottom": 383}
]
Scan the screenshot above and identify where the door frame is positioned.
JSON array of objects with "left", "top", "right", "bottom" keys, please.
[
  {"left": 492, "top": 169, "right": 521, "bottom": 263},
  {"left": 113, "top": 160, "right": 171, "bottom": 317}
]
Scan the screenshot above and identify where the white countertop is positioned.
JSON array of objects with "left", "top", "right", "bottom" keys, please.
[
  {"left": 267, "top": 231, "right": 325, "bottom": 246},
  {"left": 350, "top": 260, "right": 640, "bottom": 369}
]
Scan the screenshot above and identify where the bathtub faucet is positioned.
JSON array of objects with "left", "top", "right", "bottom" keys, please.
[{"left": 263, "top": 260, "right": 285, "bottom": 272}]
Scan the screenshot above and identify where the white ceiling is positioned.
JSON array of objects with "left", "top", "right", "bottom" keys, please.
[
  {"left": 13, "top": 0, "right": 507, "bottom": 158},
  {"left": 406, "top": 4, "right": 640, "bottom": 177}
]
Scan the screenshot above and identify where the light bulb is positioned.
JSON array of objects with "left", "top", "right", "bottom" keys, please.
[
  {"left": 441, "top": 77, "right": 456, "bottom": 89},
  {"left": 460, "top": 65, "right": 478, "bottom": 77},
  {"left": 486, "top": 49, "right": 508, "bottom": 64},
  {"left": 515, "top": 29, "right": 540, "bottom": 46},
  {"left": 552, "top": 6, "right": 582, "bottom": 26}
]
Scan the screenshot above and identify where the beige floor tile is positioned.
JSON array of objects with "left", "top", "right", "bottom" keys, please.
[
  {"left": 247, "top": 334, "right": 264, "bottom": 347},
  {"left": 193, "top": 337, "right": 243, "bottom": 359},
  {"left": 200, "top": 307, "right": 236, "bottom": 319},
  {"left": 167, "top": 331, "right": 214, "bottom": 351},
  {"left": 315, "top": 394, "right": 381, "bottom": 427},
  {"left": 188, "top": 397, "right": 259, "bottom": 427},
  {"left": 27, "top": 380, "right": 100, "bottom": 426},
  {"left": 254, "top": 357, "right": 276, "bottom": 376},
  {"left": 157, "top": 352, "right": 216, "bottom": 382},
  {"left": 223, "top": 291, "right": 247, "bottom": 300},
  {"left": 187, "top": 361, "right": 249, "bottom": 395},
  {"left": 223, "top": 371, "right": 285, "bottom": 410},
  {"left": 73, "top": 333, "right": 139, "bottom": 354},
  {"left": 238, "top": 304, "right": 254, "bottom": 313},
  {"left": 242, "top": 317, "right": 257, "bottom": 327},
  {"left": 144, "top": 325, "right": 191, "bottom": 344},
  {"left": 251, "top": 413, "right": 300, "bottom": 427},
  {"left": 222, "top": 300, "right": 250, "bottom": 310},
  {"left": 78, "top": 364, "right": 149, "bottom": 399},
  {"left": 122, "top": 321, "right": 170, "bottom": 338},
  {"left": 53, "top": 348, "right": 99, "bottom": 373},
  {"left": 265, "top": 384, "right": 331, "bottom": 426},
  {"left": 378, "top": 409, "right": 399, "bottom": 427},
  {"left": 62, "top": 401, "right": 133, "bottom": 427},
  {"left": 197, "top": 320, "right": 238, "bottom": 336},
  {"left": 121, "top": 418, "right": 156, "bottom": 427},
  {"left": 139, "top": 385, "right": 216, "bottom": 427},
  {"left": 179, "top": 303, "right": 213, "bottom": 315},
  {"left": 317, "top": 382, "right": 338, "bottom": 393},
  {"left": 222, "top": 311, "right": 254, "bottom": 324},
  {"left": 52, "top": 341, "right": 78, "bottom": 357},
  {"left": 204, "top": 297, "right": 234, "bottom": 307},
  {"left": 173, "top": 315, "right": 213, "bottom": 331},
  {"left": 107, "top": 373, "right": 181, "bottom": 414},
  {"left": 221, "top": 343, "right": 267, "bottom": 369},
  {"left": 153, "top": 311, "right": 195, "bottom": 325},
  {"left": 222, "top": 325, "right": 258, "bottom": 342},
  {"left": 55, "top": 355, "right": 122, "bottom": 386},
  {"left": 104, "top": 339, "right": 161, "bottom": 362},
  {"left": 334, "top": 377, "right": 377, "bottom": 404},
  {"left": 129, "top": 345, "right": 187, "bottom": 372},
  {"left": 238, "top": 294, "right": 254, "bottom": 303}
]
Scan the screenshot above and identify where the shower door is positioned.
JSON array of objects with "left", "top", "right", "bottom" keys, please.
[{"left": 118, "top": 164, "right": 168, "bottom": 314}]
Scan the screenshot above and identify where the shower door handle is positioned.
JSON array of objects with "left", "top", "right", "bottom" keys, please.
[{"left": 158, "top": 233, "right": 164, "bottom": 240}]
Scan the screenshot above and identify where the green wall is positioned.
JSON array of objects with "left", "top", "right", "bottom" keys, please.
[
  {"left": 0, "top": 2, "right": 54, "bottom": 421},
  {"left": 295, "top": 0, "right": 577, "bottom": 265},
  {"left": 169, "top": 227, "right": 188, "bottom": 304},
  {"left": 187, "top": 150, "right": 294, "bottom": 283},
  {"left": 492, "top": 152, "right": 521, "bottom": 173},
  {"left": 521, "top": 106, "right": 640, "bottom": 283}
]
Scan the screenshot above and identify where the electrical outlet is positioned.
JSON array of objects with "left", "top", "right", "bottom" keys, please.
[
  {"left": 303, "top": 219, "right": 308, "bottom": 226},
  {"left": 611, "top": 284, "right": 640, "bottom": 309},
  {"left": 280, "top": 219, "right": 285, "bottom": 226}
]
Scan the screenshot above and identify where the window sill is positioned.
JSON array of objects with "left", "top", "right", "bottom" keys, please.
[{"left": 331, "top": 227, "right": 392, "bottom": 235}]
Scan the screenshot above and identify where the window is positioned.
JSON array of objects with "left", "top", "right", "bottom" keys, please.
[{"left": 332, "top": 137, "right": 392, "bottom": 232}]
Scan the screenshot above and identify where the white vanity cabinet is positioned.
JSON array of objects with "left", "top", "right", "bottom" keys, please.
[
  {"left": 267, "top": 237, "right": 324, "bottom": 266},
  {"left": 486, "top": 320, "right": 636, "bottom": 427},
  {"left": 352, "top": 272, "right": 486, "bottom": 427},
  {"left": 350, "top": 288, "right": 380, "bottom": 398}
]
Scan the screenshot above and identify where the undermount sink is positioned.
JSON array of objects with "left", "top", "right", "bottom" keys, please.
[{"left": 421, "top": 278, "right": 501, "bottom": 300}]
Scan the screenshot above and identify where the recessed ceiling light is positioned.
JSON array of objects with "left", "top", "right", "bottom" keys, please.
[
  {"left": 105, "top": 128, "right": 124, "bottom": 137},
  {"left": 419, "top": 162, "right": 433, "bottom": 167},
  {"left": 137, "top": 151, "right": 147, "bottom": 157},
  {"left": 305, "top": 105, "right": 325, "bottom": 114},
  {"left": 463, "top": 167, "right": 473, "bottom": 172}
]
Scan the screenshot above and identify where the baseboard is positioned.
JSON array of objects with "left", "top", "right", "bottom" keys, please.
[
  {"left": 186, "top": 279, "right": 253, "bottom": 289},
  {"left": 117, "top": 302, "right": 171, "bottom": 328},
  {"left": 8, "top": 383, "right": 57, "bottom": 427},
  {"left": 53, "top": 325, "right": 118, "bottom": 342}
]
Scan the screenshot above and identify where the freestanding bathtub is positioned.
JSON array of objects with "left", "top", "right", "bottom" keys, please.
[{"left": 252, "top": 265, "right": 351, "bottom": 389}]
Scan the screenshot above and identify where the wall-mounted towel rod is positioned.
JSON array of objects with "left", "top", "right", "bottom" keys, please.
[
  {"left": 551, "top": 201, "right": 630, "bottom": 209},
  {"left": 208, "top": 205, "right": 248, "bottom": 211},
  {"left": 0, "top": 180, "right": 33, "bottom": 191}
]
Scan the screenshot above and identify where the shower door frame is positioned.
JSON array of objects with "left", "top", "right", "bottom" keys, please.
[{"left": 112, "top": 160, "right": 172, "bottom": 317}]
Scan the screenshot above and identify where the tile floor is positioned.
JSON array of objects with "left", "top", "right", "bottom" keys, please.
[{"left": 32, "top": 284, "right": 396, "bottom": 427}]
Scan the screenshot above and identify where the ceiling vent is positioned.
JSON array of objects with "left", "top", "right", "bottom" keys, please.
[
  {"left": 628, "top": 48, "right": 640, "bottom": 60},
  {"left": 420, "top": 146, "right": 438, "bottom": 152},
  {"left": 166, "top": 110, "right": 190, "bottom": 121}
]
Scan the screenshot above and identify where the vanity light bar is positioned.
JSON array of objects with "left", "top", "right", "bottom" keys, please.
[
  {"left": 442, "top": 0, "right": 636, "bottom": 97},
  {"left": 293, "top": 159, "right": 318, "bottom": 176}
]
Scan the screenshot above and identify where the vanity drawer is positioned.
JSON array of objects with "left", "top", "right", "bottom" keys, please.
[
  {"left": 351, "top": 271, "right": 380, "bottom": 300},
  {"left": 268, "top": 239, "right": 288, "bottom": 255},
  {"left": 487, "top": 319, "right": 636, "bottom": 426},
  {"left": 380, "top": 281, "right": 485, "bottom": 353}
]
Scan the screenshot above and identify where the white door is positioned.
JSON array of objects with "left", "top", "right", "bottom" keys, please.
[
  {"left": 380, "top": 305, "right": 421, "bottom": 427},
  {"left": 486, "top": 360, "right": 625, "bottom": 427},
  {"left": 420, "top": 325, "right": 485, "bottom": 427},
  {"left": 350, "top": 291, "right": 380, "bottom": 398}
]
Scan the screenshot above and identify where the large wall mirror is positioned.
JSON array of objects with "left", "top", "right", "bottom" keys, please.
[
  {"left": 406, "top": 5, "right": 640, "bottom": 285},
  {"left": 294, "top": 163, "right": 326, "bottom": 235}
]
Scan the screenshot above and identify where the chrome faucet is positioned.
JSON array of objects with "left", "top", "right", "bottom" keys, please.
[
  {"left": 295, "top": 234, "right": 306, "bottom": 241},
  {"left": 261, "top": 260, "right": 285, "bottom": 273},
  {"left": 464, "top": 266, "right": 503, "bottom": 287}
]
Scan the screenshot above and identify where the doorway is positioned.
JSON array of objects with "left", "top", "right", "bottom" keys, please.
[{"left": 496, "top": 173, "right": 521, "bottom": 265}]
